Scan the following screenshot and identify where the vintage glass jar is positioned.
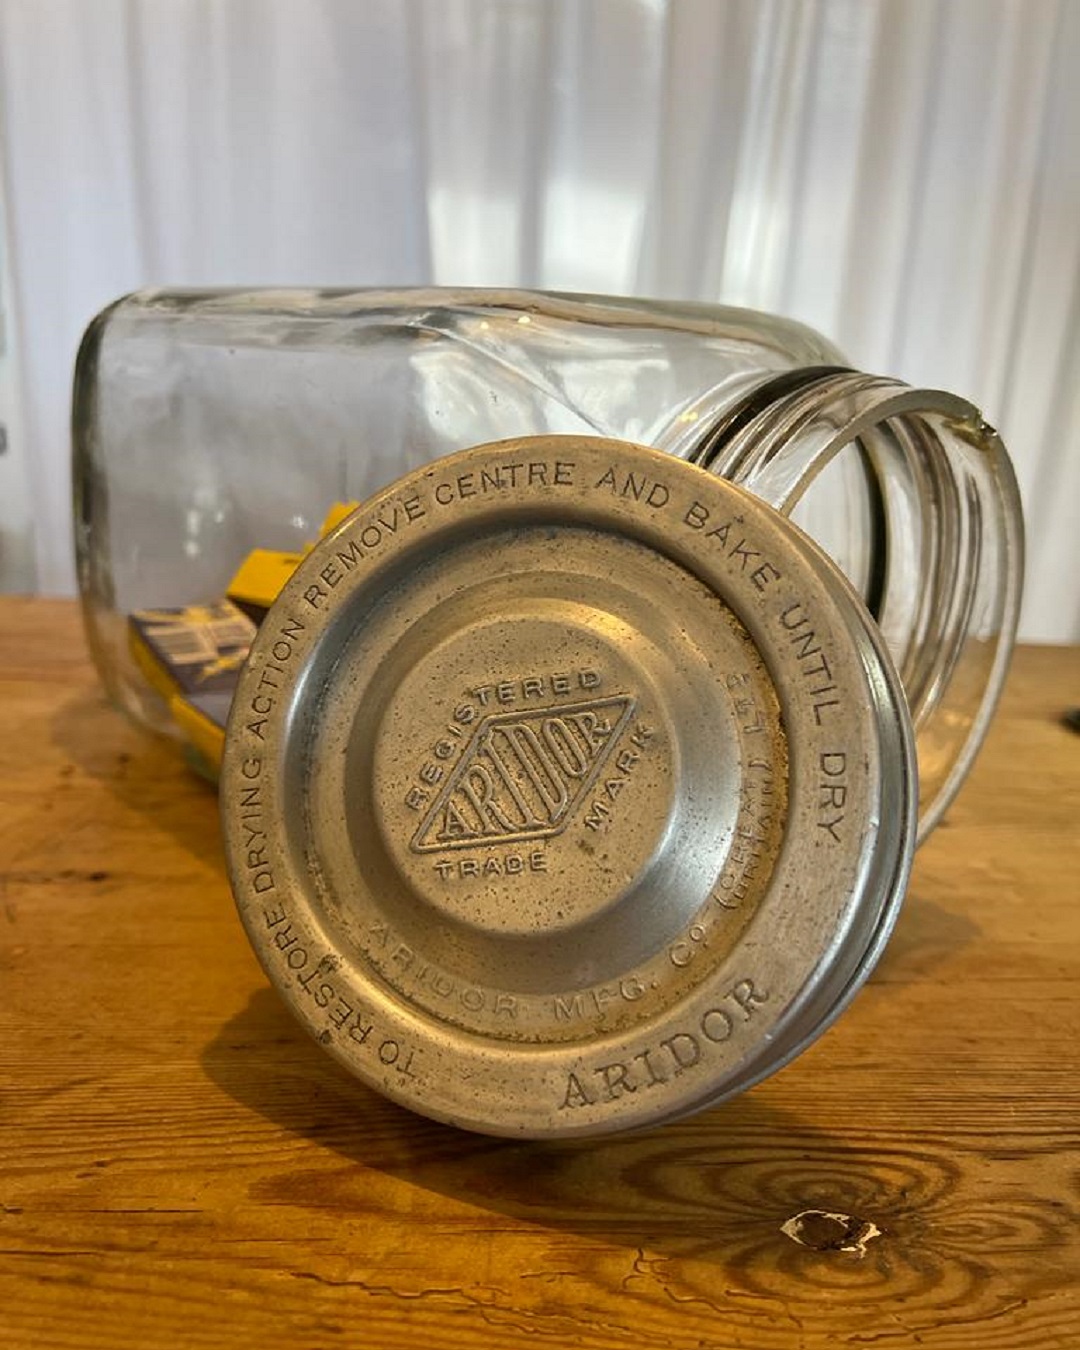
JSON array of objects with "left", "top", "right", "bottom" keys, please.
[{"left": 73, "top": 287, "right": 1023, "bottom": 840}]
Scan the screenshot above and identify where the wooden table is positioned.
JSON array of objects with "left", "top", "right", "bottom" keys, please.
[{"left": 2, "top": 597, "right": 1078, "bottom": 1349}]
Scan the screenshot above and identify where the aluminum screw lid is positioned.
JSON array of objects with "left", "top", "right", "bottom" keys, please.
[{"left": 221, "top": 436, "right": 917, "bottom": 1138}]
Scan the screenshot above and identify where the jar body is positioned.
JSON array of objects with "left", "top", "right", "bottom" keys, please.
[{"left": 73, "top": 287, "right": 1022, "bottom": 835}]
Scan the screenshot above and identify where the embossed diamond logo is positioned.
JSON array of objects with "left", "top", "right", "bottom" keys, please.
[{"left": 412, "top": 696, "right": 636, "bottom": 852}]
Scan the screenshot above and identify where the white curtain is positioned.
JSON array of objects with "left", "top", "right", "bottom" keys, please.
[{"left": 1, "top": 0, "right": 1077, "bottom": 639}]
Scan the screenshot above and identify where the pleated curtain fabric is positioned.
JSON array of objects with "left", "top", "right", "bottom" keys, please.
[{"left": 0, "top": 0, "right": 1076, "bottom": 639}]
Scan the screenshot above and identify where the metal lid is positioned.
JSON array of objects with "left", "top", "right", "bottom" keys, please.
[{"left": 221, "top": 436, "right": 916, "bottom": 1138}]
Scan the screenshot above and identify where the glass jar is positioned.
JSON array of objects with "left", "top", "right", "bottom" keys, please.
[{"left": 73, "top": 287, "right": 1023, "bottom": 839}]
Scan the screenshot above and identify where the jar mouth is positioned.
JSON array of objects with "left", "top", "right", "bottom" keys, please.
[{"left": 669, "top": 373, "right": 1024, "bottom": 843}]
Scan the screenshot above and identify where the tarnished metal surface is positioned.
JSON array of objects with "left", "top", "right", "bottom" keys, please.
[{"left": 221, "top": 436, "right": 916, "bottom": 1137}]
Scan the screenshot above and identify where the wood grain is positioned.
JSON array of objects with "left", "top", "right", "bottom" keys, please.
[{"left": 1, "top": 597, "right": 1078, "bottom": 1349}]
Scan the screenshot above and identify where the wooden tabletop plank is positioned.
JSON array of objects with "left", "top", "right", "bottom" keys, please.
[{"left": 1, "top": 598, "right": 1078, "bottom": 1349}]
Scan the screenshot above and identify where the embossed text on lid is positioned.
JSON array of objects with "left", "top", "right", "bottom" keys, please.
[{"left": 221, "top": 435, "right": 916, "bottom": 1138}]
